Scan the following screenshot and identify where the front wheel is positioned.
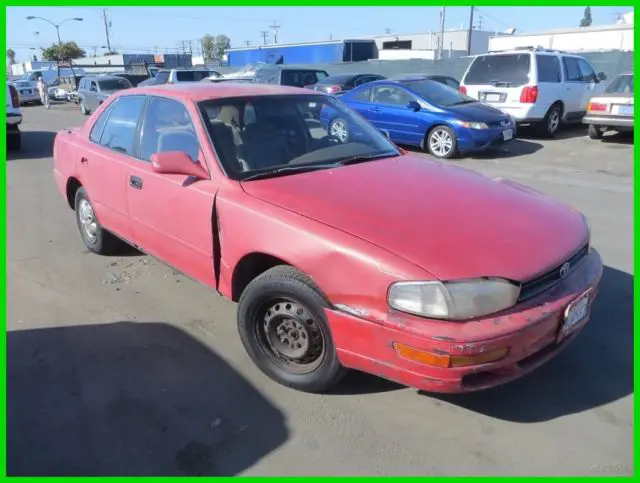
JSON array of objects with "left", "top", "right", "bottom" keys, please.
[
  {"left": 426, "top": 125, "right": 458, "bottom": 159},
  {"left": 588, "top": 124, "right": 604, "bottom": 140},
  {"left": 237, "top": 265, "right": 347, "bottom": 393}
]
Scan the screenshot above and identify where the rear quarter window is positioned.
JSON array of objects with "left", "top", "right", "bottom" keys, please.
[
  {"left": 464, "top": 54, "right": 531, "bottom": 86},
  {"left": 536, "top": 55, "right": 561, "bottom": 83}
]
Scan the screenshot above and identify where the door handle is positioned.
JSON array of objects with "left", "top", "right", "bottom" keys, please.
[
  {"left": 80, "top": 157, "right": 88, "bottom": 165},
  {"left": 129, "top": 175, "right": 143, "bottom": 190},
  {"left": 371, "top": 106, "right": 380, "bottom": 112}
]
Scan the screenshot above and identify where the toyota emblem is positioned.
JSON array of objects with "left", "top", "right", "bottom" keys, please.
[{"left": 559, "top": 262, "right": 570, "bottom": 278}]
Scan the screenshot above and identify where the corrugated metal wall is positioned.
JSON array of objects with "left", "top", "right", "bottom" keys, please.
[{"left": 218, "top": 50, "right": 633, "bottom": 82}]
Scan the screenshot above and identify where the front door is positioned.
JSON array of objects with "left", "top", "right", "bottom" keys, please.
[
  {"left": 371, "top": 85, "right": 423, "bottom": 145},
  {"left": 125, "top": 96, "right": 219, "bottom": 287}
]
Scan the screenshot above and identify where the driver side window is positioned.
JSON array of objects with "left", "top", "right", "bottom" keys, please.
[{"left": 373, "top": 86, "right": 414, "bottom": 107}]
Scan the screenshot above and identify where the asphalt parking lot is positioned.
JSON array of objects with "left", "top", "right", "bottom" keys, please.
[{"left": 7, "top": 102, "right": 633, "bottom": 476}]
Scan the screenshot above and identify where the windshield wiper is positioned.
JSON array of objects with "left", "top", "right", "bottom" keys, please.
[
  {"left": 336, "top": 152, "right": 399, "bottom": 166},
  {"left": 241, "top": 163, "right": 337, "bottom": 182},
  {"left": 452, "top": 99, "right": 477, "bottom": 106}
]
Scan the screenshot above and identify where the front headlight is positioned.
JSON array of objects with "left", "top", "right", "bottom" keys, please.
[
  {"left": 388, "top": 278, "right": 521, "bottom": 320},
  {"left": 453, "top": 120, "right": 489, "bottom": 129}
]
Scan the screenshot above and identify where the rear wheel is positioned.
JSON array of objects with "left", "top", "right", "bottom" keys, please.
[
  {"left": 80, "top": 101, "right": 90, "bottom": 116},
  {"left": 74, "top": 187, "right": 123, "bottom": 255},
  {"left": 538, "top": 104, "right": 562, "bottom": 138},
  {"left": 237, "top": 265, "right": 347, "bottom": 393},
  {"left": 426, "top": 125, "right": 457, "bottom": 159},
  {"left": 588, "top": 124, "right": 604, "bottom": 140}
]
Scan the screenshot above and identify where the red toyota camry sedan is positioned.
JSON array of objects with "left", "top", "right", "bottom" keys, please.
[{"left": 53, "top": 83, "right": 602, "bottom": 394}]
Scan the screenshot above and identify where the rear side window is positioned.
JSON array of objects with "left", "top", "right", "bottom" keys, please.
[
  {"left": 89, "top": 103, "right": 115, "bottom": 143},
  {"left": 176, "top": 71, "right": 211, "bottom": 82},
  {"left": 536, "top": 55, "right": 561, "bottom": 83},
  {"left": 577, "top": 59, "right": 597, "bottom": 83},
  {"left": 254, "top": 69, "right": 278, "bottom": 84},
  {"left": 97, "top": 96, "right": 146, "bottom": 156},
  {"left": 281, "top": 70, "right": 319, "bottom": 87},
  {"left": 464, "top": 54, "right": 531, "bottom": 86},
  {"left": 351, "top": 87, "right": 372, "bottom": 102}
]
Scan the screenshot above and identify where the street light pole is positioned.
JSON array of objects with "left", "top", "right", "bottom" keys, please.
[{"left": 26, "top": 16, "right": 83, "bottom": 63}]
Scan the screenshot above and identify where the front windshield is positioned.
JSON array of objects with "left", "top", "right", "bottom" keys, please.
[
  {"left": 198, "top": 94, "right": 399, "bottom": 181},
  {"left": 404, "top": 80, "right": 475, "bottom": 108},
  {"left": 99, "top": 78, "right": 132, "bottom": 91}
]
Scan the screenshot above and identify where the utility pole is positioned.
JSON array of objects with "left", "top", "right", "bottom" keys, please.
[
  {"left": 467, "top": 7, "right": 474, "bottom": 55},
  {"left": 102, "top": 9, "right": 112, "bottom": 52},
  {"left": 477, "top": 15, "right": 484, "bottom": 31},
  {"left": 243, "top": 40, "right": 251, "bottom": 47},
  {"left": 437, "top": 7, "right": 446, "bottom": 60},
  {"left": 260, "top": 30, "right": 269, "bottom": 45},
  {"left": 269, "top": 21, "right": 281, "bottom": 44}
]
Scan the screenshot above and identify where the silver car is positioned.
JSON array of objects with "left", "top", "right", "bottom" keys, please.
[
  {"left": 583, "top": 73, "right": 633, "bottom": 139},
  {"left": 77, "top": 75, "right": 133, "bottom": 115},
  {"left": 13, "top": 79, "right": 40, "bottom": 105}
]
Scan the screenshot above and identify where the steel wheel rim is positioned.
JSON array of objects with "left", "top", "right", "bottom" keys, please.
[
  {"left": 255, "top": 298, "right": 326, "bottom": 374},
  {"left": 429, "top": 129, "right": 453, "bottom": 157},
  {"left": 78, "top": 199, "right": 98, "bottom": 243},
  {"left": 330, "top": 119, "right": 348, "bottom": 143},
  {"left": 548, "top": 109, "right": 560, "bottom": 133}
]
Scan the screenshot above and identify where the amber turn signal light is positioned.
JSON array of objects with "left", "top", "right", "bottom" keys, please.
[{"left": 393, "top": 343, "right": 508, "bottom": 368}]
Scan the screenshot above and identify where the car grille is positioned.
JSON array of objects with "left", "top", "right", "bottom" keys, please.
[{"left": 517, "top": 243, "right": 590, "bottom": 302}]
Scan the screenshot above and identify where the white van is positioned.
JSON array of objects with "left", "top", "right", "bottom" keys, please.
[{"left": 459, "top": 47, "right": 607, "bottom": 137}]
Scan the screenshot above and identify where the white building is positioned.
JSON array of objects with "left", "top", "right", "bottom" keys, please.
[{"left": 489, "top": 23, "right": 634, "bottom": 53}]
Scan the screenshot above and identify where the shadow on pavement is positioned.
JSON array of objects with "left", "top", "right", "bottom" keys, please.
[
  {"left": 430, "top": 265, "right": 633, "bottom": 423},
  {"left": 7, "top": 321, "right": 289, "bottom": 476},
  {"left": 401, "top": 138, "right": 543, "bottom": 160},
  {"left": 518, "top": 123, "right": 587, "bottom": 141},
  {"left": 7, "top": 131, "right": 56, "bottom": 161}
]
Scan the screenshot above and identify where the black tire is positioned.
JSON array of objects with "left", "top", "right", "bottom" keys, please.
[
  {"left": 588, "top": 124, "right": 604, "bottom": 140},
  {"left": 237, "top": 265, "right": 347, "bottom": 393},
  {"left": 74, "top": 187, "right": 123, "bottom": 255},
  {"left": 80, "top": 101, "right": 90, "bottom": 116},
  {"left": 537, "top": 103, "right": 562, "bottom": 138},
  {"left": 426, "top": 125, "right": 458, "bottom": 159},
  {"left": 7, "top": 128, "right": 21, "bottom": 151},
  {"left": 328, "top": 117, "right": 349, "bottom": 143}
]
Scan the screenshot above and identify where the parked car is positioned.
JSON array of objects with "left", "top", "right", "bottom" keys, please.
[
  {"left": 12, "top": 79, "right": 40, "bottom": 105},
  {"left": 77, "top": 75, "right": 133, "bottom": 115},
  {"left": 391, "top": 73, "right": 460, "bottom": 90},
  {"left": 583, "top": 72, "right": 633, "bottom": 139},
  {"left": 47, "top": 78, "right": 70, "bottom": 101},
  {"left": 307, "top": 73, "right": 386, "bottom": 95},
  {"left": 459, "top": 47, "right": 607, "bottom": 138},
  {"left": 322, "top": 79, "right": 515, "bottom": 159},
  {"left": 138, "top": 68, "right": 222, "bottom": 87},
  {"left": 52, "top": 83, "right": 601, "bottom": 395},
  {"left": 253, "top": 66, "right": 329, "bottom": 88},
  {"left": 6, "top": 82, "right": 22, "bottom": 150}
]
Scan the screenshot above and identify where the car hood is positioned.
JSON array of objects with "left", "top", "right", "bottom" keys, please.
[
  {"left": 241, "top": 154, "right": 588, "bottom": 281},
  {"left": 446, "top": 101, "right": 509, "bottom": 122}
]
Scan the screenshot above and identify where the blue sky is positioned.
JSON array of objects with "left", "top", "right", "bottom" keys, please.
[{"left": 7, "top": 6, "right": 631, "bottom": 62}]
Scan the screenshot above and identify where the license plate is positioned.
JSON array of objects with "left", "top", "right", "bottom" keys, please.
[
  {"left": 503, "top": 129, "right": 513, "bottom": 141},
  {"left": 485, "top": 93, "right": 502, "bottom": 102},
  {"left": 558, "top": 290, "right": 591, "bottom": 341},
  {"left": 616, "top": 104, "right": 634, "bottom": 116}
]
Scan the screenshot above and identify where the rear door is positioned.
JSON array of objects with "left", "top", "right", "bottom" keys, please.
[
  {"left": 462, "top": 53, "right": 532, "bottom": 107},
  {"left": 535, "top": 54, "right": 564, "bottom": 116}
]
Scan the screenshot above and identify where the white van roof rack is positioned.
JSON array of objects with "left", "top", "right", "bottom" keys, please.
[{"left": 489, "top": 46, "right": 568, "bottom": 54}]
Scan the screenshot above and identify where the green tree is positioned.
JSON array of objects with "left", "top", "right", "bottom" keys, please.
[
  {"left": 580, "top": 7, "right": 593, "bottom": 27},
  {"left": 201, "top": 34, "right": 215, "bottom": 63},
  {"left": 6, "top": 48, "right": 16, "bottom": 65},
  {"left": 41, "top": 41, "right": 86, "bottom": 61},
  {"left": 213, "top": 34, "right": 231, "bottom": 60}
]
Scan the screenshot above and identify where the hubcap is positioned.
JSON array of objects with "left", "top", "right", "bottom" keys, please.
[
  {"left": 548, "top": 110, "right": 560, "bottom": 133},
  {"left": 429, "top": 129, "right": 453, "bottom": 157},
  {"left": 78, "top": 198, "right": 97, "bottom": 242},
  {"left": 330, "top": 119, "right": 348, "bottom": 143},
  {"left": 258, "top": 299, "right": 326, "bottom": 373}
]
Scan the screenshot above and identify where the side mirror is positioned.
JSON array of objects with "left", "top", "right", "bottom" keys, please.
[
  {"left": 150, "top": 151, "right": 209, "bottom": 180},
  {"left": 597, "top": 72, "right": 607, "bottom": 82},
  {"left": 380, "top": 129, "right": 390, "bottom": 139},
  {"left": 407, "top": 100, "right": 421, "bottom": 111}
]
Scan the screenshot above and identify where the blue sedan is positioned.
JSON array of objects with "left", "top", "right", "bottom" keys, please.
[{"left": 320, "top": 79, "right": 516, "bottom": 159}]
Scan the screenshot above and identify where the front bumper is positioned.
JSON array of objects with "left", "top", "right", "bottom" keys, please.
[
  {"left": 6, "top": 113, "right": 22, "bottom": 126},
  {"left": 457, "top": 125, "right": 516, "bottom": 153},
  {"left": 326, "top": 248, "right": 603, "bottom": 393},
  {"left": 583, "top": 115, "right": 633, "bottom": 129}
]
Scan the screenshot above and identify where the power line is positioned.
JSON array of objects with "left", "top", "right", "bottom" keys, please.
[{"left": 474, "top": 8, "right": 509, "bottom": 29}]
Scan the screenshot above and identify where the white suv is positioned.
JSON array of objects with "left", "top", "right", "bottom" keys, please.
[
  {"left": 6, "top": 82, "right": 23, "bottom": 151},
  {"left": 459, "top": 47, "right": 607, "bottom": 137}
]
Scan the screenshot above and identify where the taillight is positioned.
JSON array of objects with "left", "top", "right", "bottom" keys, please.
[
  {"left": 9, "top": 85, "right": 19, "bottom": 108},
  {"left": 459, "top": 85, "right": 467, "bottom": 95},
  {"left": 588, "top": 102, "right": 607, "bottom": 112},
  {"left": 326, "top": 85, "right": 342, "bottom": 94},
  {"left": 520, "top": 86, "right": 539, "bottom": 103}
]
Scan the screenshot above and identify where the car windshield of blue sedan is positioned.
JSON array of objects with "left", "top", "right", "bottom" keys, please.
[
  {"left": 198, "top": 95, "right": 400, "bottom": 180},
  {"left": 404, "top": 80, "right": 477, "bottom": 108}
]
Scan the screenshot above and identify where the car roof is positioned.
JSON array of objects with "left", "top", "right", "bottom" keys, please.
[{"left": 126, "top": 82, "right": 320, "bottom": 101}]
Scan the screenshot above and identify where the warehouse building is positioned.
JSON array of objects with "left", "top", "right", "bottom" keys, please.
[
  {"left": 71, "top": 53, "right": 193, "bottom": 74},
  {"left": 489, "top": 22, "right": 634, "bottom": 53}
]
